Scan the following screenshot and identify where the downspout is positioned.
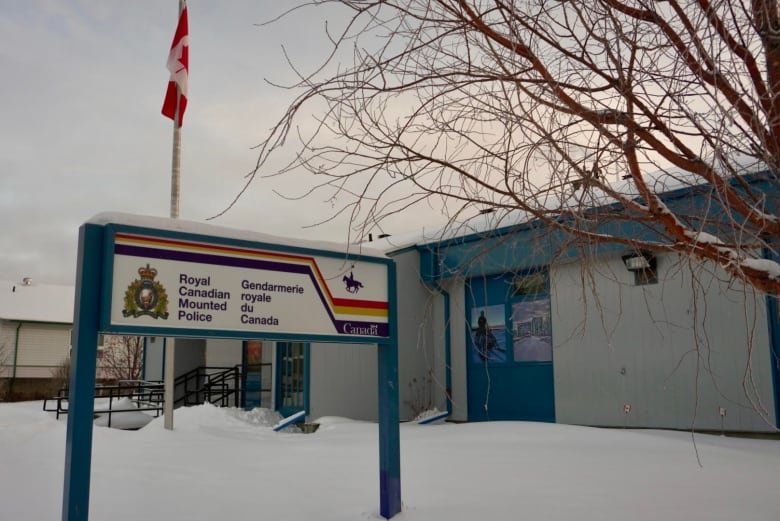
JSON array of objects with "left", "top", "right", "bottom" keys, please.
[
  {"left": 9, "top": 321, "right": 22, "bottom": 394},
  {"left": 427, "top": 283, "right": 453, "bottom": 416},
  {"left": 439, "top": 286, "right": 452, "bottom": 416},
  {"left": 420, "top": 245, "right": 454, "bottom": 416}
]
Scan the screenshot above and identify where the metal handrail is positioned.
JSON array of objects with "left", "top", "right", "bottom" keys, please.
[
  {"left": 43, "top": 364, "right": 261, "bottom": 427},
  {"left": 43, "top": 380, "right": 166, "bottom": 427}
]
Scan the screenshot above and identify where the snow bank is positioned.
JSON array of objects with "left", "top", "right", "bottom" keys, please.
[{"left": 2, "top": 401, "right": 779, "bottom": 521}]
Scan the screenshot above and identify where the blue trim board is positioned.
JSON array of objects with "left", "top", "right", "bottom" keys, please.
[
  {"left": 417, "top": 411, "right": 449, "bottom": 425},
  {"left": 63, "top": 224, "right": 104, "bottom": 521},
  {"left": 378, "top": 262, "right": 402, "bottom": 519},
  {"left": 418, "top": 171, "right": 780, "bottom": 283},
  {"left": 443, "top": 289, "right": 452, "bottom": 415},
  {"left": 272, "top": 410, "right": 307, "bottom": 432},
  {"left": 98, "top": 323, "right": 392, "bottom": 345},
  {"left": 303, "top": 343, "right": 311, "bottom": 415}
]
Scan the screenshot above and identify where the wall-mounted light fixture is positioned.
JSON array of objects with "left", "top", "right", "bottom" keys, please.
[
  {"left": 622, "top": 251, "right": 654, "bottom": 271},
  {"left": 622, "top": 251, "right": 658, "bottom": 285}
]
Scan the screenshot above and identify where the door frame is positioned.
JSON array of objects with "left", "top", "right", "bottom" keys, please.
[{"left": 274, "top": 341, "right": 310, "bottom": 417}]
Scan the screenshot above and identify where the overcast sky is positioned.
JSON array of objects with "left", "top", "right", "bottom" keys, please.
[{"left": 0, "top": 1, "right": 436, "bottom": 286}]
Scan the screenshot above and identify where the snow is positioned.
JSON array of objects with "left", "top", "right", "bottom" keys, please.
[
  {"left": 1, "top": 400, "right": 779, "bottom": 521},
  {"left": 742, "top": 258, "right": 780, "bottom": 279},
  {"left": 685, "top": 230, "right": 725, "bottom": 244},
  {"left": 0, "top": 279, "right": 74, "bottom": 323},
  {"left": 92, "top": 398, "right": 154, "bottom": 430},
  {"left": 89, "top": 212, "right": 388, "bottom": 259}
]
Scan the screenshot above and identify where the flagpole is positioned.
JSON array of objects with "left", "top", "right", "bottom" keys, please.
[
  {"left": 170, "top": 0, "right": 185, "bottom": 218},
  {"left": 169, "top": 108, "right": 181, "bottom": 218},
  {"left": 164, "top": 0, "right": 186, "bottom": 431}
]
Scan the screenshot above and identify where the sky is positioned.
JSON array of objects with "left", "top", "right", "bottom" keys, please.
[
  {"left": 0, "top": 1, "right": 435, "bottom": 286},
  {"left": 2, "top": 400, "right": 780, "bottom": 520}
]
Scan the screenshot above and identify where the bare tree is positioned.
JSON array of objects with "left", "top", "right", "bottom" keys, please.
[
  {"left": 228, "top": 0, "right": 780, "bottom": 293},
  {"left": 101, "top": 336, "right": 144, "bottom": 382}
]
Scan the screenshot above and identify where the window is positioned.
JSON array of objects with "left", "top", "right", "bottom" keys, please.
[{"left": 512, "top": 272, "right": 548, "bottom": 296}]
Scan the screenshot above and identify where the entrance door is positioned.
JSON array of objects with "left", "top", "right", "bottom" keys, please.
[
  {"left": 242, "top": 340, "right": 268, "bottom": 409},
  {"left": 275, "top": 342, "right": 309, "bottom": 417},
  {"left": 466, "top": 272, "right": 555, "bottom": 422}
]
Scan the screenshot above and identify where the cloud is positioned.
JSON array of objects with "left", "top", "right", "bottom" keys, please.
[{"left": 0, "top": 1, "right": 440, "bottom": 285}]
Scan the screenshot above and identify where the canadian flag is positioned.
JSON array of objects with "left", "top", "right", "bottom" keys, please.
[{"left": 162, "top": 5, "right": 189, "bottom": 127}]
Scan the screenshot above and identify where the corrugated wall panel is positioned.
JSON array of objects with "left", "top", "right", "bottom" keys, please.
[
  {"left": 444, "top": 278, "right": 468, "bottom": 422},
  {"left": 309, "top": 342, "right": 377, "bottom": 421},
  {"left": 551, "top": 254, "right": 776, "bottom": 432},
  {"left": 16, "top": 323, "right": 70, "bottom": 367},
  {"left": 0, "top": 321, "right": 19, "bottom": 376},
  {"left": 307, "top": 249, "right": 445, "bottom": 422},
  {"left": 205, "top": 339, "right": 242, "bottom": 368},
  {"left": 393, "top": 249, "right": 441, "bottom": 420}
]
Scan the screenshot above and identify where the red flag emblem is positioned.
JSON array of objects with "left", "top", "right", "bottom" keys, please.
[{"left": 162, "top": 6, "right": 189, "bottom": 127}]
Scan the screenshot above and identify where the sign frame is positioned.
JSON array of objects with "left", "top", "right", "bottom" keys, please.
[
  {"left": 62, "top": 217, "right": 401, "bottom": 520},
  {"left": 99, "top": 222, "right": 392, "bottom": 341}
]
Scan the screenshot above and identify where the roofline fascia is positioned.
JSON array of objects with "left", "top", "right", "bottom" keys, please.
[{"left": 415, "top": 169, "right": 778, "bottom": 251}]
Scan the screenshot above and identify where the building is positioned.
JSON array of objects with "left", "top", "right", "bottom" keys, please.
[
  {"left": 13, "top": 174, "right": 780, "bottom": 433},
  {"left": 187, "top": 173, "right": 780, "bottom": 432},
  {"left": 0, "top": 278, "right": 73, "bottom": 398},
  {"left": 388, "top": 173, "right": 780, "bottom": 432}
]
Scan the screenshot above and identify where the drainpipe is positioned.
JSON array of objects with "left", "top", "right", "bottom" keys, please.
[
  {"left": 441, "top": 287, "right": 452, "bottom": 416},
  {"left": 429, "top": 284, "right": 453, "bottom": 415},
  {"left": 9, "top": 321, "right": 22, "bottom": 394}
]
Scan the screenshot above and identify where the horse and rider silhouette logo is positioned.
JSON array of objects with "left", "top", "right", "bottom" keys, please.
[{"left": 342, "top": 271, "right": 364, "bottom": 294}]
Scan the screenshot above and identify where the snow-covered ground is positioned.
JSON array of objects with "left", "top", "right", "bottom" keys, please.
[{"left": 1, "top": 400, "right": 778, "bottom": 521}]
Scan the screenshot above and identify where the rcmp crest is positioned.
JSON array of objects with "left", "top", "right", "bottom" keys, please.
[{"left": 122, "top": 264, "right": 169, "bottom": 319}]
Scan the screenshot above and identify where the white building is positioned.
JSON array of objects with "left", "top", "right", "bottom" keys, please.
[{"left": 0, "top": 278, "right": 73, "bottom": 398}]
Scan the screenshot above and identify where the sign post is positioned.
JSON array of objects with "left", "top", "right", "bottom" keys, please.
[
  {"left": 62, "top": 224, "right": 103, "bottom": 521},
  {"left": 62, "top": 214, "right": 401, "bottom": 520}
]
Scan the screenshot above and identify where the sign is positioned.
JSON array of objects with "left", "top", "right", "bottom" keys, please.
[
  {"left": 103, "top": 225, "right": 390, "bottom": 338},
  {"left": 63, "top": 215, "right": 401, "bottom": 521}
]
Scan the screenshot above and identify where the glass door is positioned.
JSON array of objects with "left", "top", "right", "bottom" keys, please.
[{"left": 275, "top": 342, "right": 309, "bottom": 417}]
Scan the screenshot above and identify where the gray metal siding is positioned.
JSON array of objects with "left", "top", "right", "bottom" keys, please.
[
  {"left": 205, "top": 339, "right": 242, "bottom": 368},
  {"left": 173, "top": 338, "right": 206, "bottom": 378},
  {"left": 444, "top": 278, "right": 469, "bottom": 421},
  {"left": 393, "top": 249, "right": 447, "bottom": 420},
  {"left": 143, "top": 337, "right": 165, "bottom": 381},
  {"left": 16, "top": 323, "right": 70, "bottom": 367},
  {"left": 551, "top": 254, "right": 776, "bottom": 431},
  {"left": 308, "top": 342, "right": 377, "bottom": 421},
  {"left": 306, "top": 249, "right": 452, "bottom": 422}
]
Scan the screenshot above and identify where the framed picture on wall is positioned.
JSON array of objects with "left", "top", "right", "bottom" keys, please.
[
  {"left": 470, "top": 304, "right": 508, "bottom": 363},
  {"left": 511, "top": 298, "right": 552, "bottom": 362}
]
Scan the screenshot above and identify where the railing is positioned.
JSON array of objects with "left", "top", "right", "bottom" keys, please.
[
  {"left": 42, "top": 365, "right": 268, "bottom": 428},
  {"left": 174, "top": 366, "right": 241, "bottom": 407},
  {"left": 43, "top": 380, "right": 165, "bottom": 428}
]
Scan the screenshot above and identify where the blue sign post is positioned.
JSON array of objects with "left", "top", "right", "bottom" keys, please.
[{"left": 62, "top": 214, "right": 401, "bottom": 520}]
